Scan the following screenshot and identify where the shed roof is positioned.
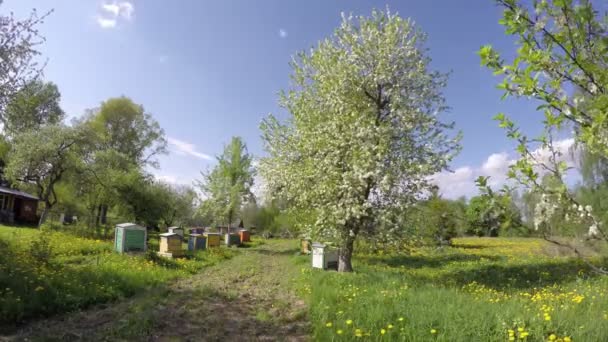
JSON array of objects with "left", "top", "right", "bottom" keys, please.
[{"left": 0, "top": 186, "right": 38, "bottom": 201}]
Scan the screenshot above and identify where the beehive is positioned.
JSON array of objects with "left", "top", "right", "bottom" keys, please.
[
  {"left": 225, "top": 233, "right": 241, "bottom": 246},
  {"left": 168, "top": 226, "right": 184, "bottom": 238},
  {"left": 300, "top": 239, "right": 312, "bottom": 255},
  {"left": 188, "top": 234, "right": 207, "bottom": 251},
  {"left": 312, "top": 243, "right": 338, "bottom": 270},
  {"left": 158, "top": 232, "right": 183, "bottom": 258},
  {"left": 239, "top": 229, "right": 251, "bottom": 243},
  {"left": 114, "top": 223, "right": 147, "bottom": 253},
  {"left": 189, "top": 227, "right": 205, "bottom": 235},
  {"left": 204, "top": 232, "right": 221, "bottom": 248}
]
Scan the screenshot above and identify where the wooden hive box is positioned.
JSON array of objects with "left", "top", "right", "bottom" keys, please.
[
  {"left": 239, "top": 230, "right": 251, "bottom": 243},
  {"left": 114, "top": 223, "right": 147, "bottom": 253},
  {"left": 189, "top": 227, "right": 204, "bottom": 235},
  {"left": 188, "top": 234, "right": 207, "bottom": 251},
  {"left": 204, "top": 232, "right": 221, "bottom": 248},
  {"left": 312, "top": 243, "right": 338, "bottom": 270},
  {"left": 158, "top": 232, "right": 183, "bottom": 258},
  {"left": 167, "top": 226, "right": 184, "bottom": 238},
  {"left": 300, "top": 239, "right": 312, "bottom": 255},
  {"left": 225, "top": 233, "right": 241, "bottom": 246}
]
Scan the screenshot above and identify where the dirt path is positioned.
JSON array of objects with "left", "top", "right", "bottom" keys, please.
[{"left": 9, "top": 240, "right": 309, "bottom": 341}]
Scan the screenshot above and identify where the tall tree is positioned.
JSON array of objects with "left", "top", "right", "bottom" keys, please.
[
  {"left": 481, "top": 0, "right": 608, "bottom": 272},
  {"left": 5, "top": 125, "right": 83, "bottom": 227},
  {"left": 73, "top": 97, "right": 167, "bottom": 227},
  {"left": 199, "top": 137, "right": 255, "bottom": 245},
  {"left": 3, "top": 80, "right": 64, "bottom": 138},
  {"left": 260, "top": 9, "right": 460, "bottom": 272},
  {"left": 0, "top": 2, "right": 49, "bottom": 116},
  {"left": 86, "top": 97, "right": 167, "bottom": 168}
]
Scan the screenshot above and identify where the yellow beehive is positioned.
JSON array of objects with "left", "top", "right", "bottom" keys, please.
[
  {"left": 301, "top": 239, "right": 312, "bottom": 255},
  {"left": 158, "top": 233, "right": 183, "bottom": 258},
  {"left": 204, "top": 232, "right": 221, "bottom": 248}
]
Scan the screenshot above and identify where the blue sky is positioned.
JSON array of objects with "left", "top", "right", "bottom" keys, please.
[{"left": 5, "top": 0, "right": 569, "bottom": 198}]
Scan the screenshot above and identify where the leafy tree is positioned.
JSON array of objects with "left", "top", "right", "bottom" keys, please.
[
  {"left": 423, "top": 193, "right": 460, "bottom": 245},
  {"left": 85, "top": 97, "right": 167, "bottom": 168},
  {"left": 3, "top": 80, "right": 64, "bottom": 138},
  {"left": 468, "top": 177, "right": 525, "bottom": 237},
  {"left": 199, "top": 136, "right": 255, "bottom": 245},
  {"left": 69, "top": 97, "right": 168, "bottom": 228},
  {"left": 480, "top": 0, "right": 608, "bottom": 247},
  {"left": 5, "top": 125, "right": 83, "bottom": 227},
  {"left": 260, "top": 9, "right": 460, "bottom": 271},
  {"left": 0, "top": 2, "right": 49, "bottom": 115},
  {"left": 156, "top": 183, "right": 198, "bottom": 228}
]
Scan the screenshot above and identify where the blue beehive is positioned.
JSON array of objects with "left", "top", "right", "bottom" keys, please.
[
  {"left": 189, "top": 227, "right": 205, "bottom": 235},
  {"left": 188, "top": 234, "right": 207, "bottom": 251}
]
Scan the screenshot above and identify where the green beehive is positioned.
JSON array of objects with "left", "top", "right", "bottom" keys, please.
[{"left": 115, "top": 222, "right": 147, "bottom": 253}]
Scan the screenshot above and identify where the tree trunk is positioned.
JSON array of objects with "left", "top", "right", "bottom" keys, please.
[
  {"left": 338, "top": 234, "right": 356, "bottom": 272},
  {"left": 100, "top": 205, "right": 108, "bottom": 225},
  {"left": 38, "top": 203, "right": 50, "bottom": 229}
]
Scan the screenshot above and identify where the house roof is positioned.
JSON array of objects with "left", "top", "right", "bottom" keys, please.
[{"left": 0, "top": 186, "right": 39, "bottom": 201}]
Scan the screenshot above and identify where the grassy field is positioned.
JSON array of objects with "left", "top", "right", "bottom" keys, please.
[
  {"left": 3, "top": 225, "right": 608, "bottom": 341},
  {"left": 300, "top": 237, "right": 608, "bottom": 342},
  {"left": 0, "top": 226, "right": 235, "bottom": 331}
]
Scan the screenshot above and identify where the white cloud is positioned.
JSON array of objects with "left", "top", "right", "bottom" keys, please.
[
  {"left": 279, "top": 29, "right": 288, "bottom": 38},
  {"left": 155, "top": 174, "right": 179, "bottom": 184},
  {"left": 168, "top": 137, "right": 213, "bottom": 161},
  {"left": 96, "top": 17, "right": 117, "bottom": 28},
  {"left": 97, "top": 1, "right": 134, "bottom": 29},
  {"left": 430, "top": 166, "right": 475, "bottom": 199},
  {"left": 431, "top": 138, "right": 579, "bottom": 199}
]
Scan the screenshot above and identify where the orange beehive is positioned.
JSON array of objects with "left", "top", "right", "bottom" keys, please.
[{"left": 239, "top": 229, "right": 251, "bottom": 243}]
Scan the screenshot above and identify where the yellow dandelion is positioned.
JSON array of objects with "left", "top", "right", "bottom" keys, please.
[
  {"left": 346, "top": 319, "right": 353, "bottom": 325},
  {"left": 430, "top": 329, "right": 437, "bottom": 334},
  {"left": 380, "top": 329, "right": 386, "bottom": 335},
  {"left": 337, "top": 330, "right": 343, "bottom": 335},
  {"left": 518, "top": 327, "right": 525, "bottom": 332},
  {"left": 548, "top": 334, "right": 556, "bottom": 341},
  {"left": 563, "top": 337, "right": 571, "bottom": 342},
  {"left": 398, "top": 317, "right": 405, "bottom": 322},
  {"left": 388, "top": 324, "right": 394, "bottom": 329},
  {"left": 326, "top": 322, "right": 332, "bottom": 328}
]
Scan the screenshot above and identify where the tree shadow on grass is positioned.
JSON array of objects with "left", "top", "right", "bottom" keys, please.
[
  {"left": 359, "top": 253, "right": 503, "bottom": 269},
  {"left": 250, "top": 247, "right": 302, "bottom": 257},
  {"left": 423, "top": 258, "right": 607, "bottom": 290}
]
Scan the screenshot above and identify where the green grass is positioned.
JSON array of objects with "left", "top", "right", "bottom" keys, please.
[
  {"left": 0, "top": 225, "right": 235, "bottom": 331},
  {"left": 298, "top": 237, "right": 608, "bottom": 342}
]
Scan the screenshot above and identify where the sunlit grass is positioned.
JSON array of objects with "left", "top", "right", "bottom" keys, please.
[
  {"left": 0, "top": 225, "right": 235, "bottom": 330},
  {"left": 297, "top": 237, "right": 608, "bottom": 341}
]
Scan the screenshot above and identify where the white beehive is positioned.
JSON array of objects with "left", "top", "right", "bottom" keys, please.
[
  {"left": 168, "top": 226, "right": 184, "bottom": 238},
  {"left": 312, "top": 243, "right": 338, "bottom": 270}
]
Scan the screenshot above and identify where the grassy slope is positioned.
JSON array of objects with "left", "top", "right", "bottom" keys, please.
[
  {"left": 304, "top": 237, "right": 608, "bottom": 342},
  {"left": 0, "top": 226, "right": 234, "bottom": 332}
]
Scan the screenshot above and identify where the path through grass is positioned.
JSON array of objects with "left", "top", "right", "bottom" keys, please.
[{"left": 9, "top": 239, "right": 309, "bottom": 341}]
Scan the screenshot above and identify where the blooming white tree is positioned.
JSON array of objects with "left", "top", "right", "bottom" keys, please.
[{"left": 260, "top": 9, "right": 460, "bottom": 272}]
